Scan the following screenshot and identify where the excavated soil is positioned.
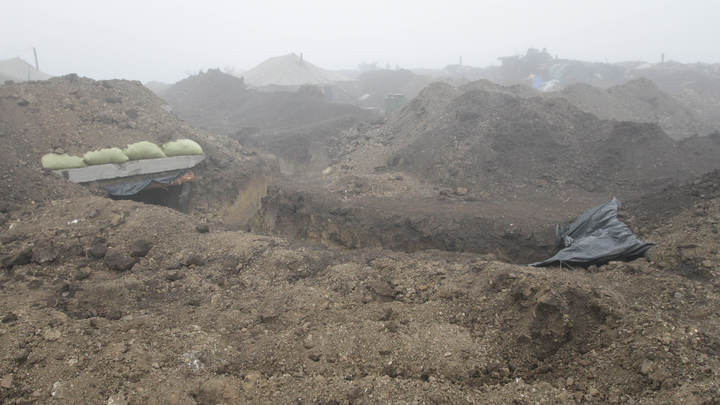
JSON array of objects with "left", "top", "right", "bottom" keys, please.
[
  {"left": 163, "top": 69, "right": 377, "bottom": 136},
  {"left": 549, "top": 78, "right": 716, "bottom": 140},
  {"left": 246, "top": 80, "right": 720, "bottom": 264},
  {"left": 1, "top": 177, "right": 719, "bottom": 403},
  {"left": 1, "top": 75, "right": 720, "bottom": 404},
  {"left": 162, "top": 70, "right": 378, "bottom": 174},
  {"left": 326, "top": 82, "right": 720, "bottom": 194},
  {"left": 0, "top": 75, "right": 276, "bottom": 216},
  {"left": 247, "top": 177, "right": 613, "bottom": 264}
]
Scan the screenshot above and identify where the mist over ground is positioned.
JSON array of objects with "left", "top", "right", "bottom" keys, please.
[{"left": 2, "top": 0, "right": 719, "bottom": 82}]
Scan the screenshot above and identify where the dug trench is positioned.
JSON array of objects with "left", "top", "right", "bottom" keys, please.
[{"left": 244, "top": 180, "right": 602, "bottom": 265}]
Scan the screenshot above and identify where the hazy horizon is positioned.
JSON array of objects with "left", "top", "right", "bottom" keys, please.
[{"left": 2, "top": 0, "right": 719, "bottom": 83}]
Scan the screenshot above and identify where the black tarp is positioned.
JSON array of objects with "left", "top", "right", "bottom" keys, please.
[
  {"left": 101, "top": 172, "right": 184, "bottom": 196},
  {"left": 531, "top": 198, "right": 654, "bottom": 267}
]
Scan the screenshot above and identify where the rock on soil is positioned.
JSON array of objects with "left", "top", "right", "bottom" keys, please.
[
  {"left": 103, "top": 249, "right": 136, "bottom": 271},
  {"left": 1, "top": 245, "right": 32, "bottom": 269},
  {"left": 88, "top": 242, "right": 107, "bottom": 259},
  {"left": 129, "top": 239, "right": 152, "bottom": 257}
]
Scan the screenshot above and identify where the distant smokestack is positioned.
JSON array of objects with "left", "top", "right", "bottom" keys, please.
[
  {"left": 33, "top": 47, "right": 39, "bottom": 71},
  {"left": 459, "top": 56, "right": 462, "bottom": 66},
  {"left": 661, "top": 53, "right": 665, "bottom": 64}
]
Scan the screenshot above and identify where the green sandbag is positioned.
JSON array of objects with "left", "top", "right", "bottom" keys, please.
[
  {"left": 83, "top": 147, "right": 129, "bottom": 165},
  {"left": 124, "top": 141, "right": 166, "bottom": 160},
  {"left": 41, "top": 153, "right": 87, "bottom": 170},
  {"left": 162, "top": 139, "right": 203, "bottom": 156}
]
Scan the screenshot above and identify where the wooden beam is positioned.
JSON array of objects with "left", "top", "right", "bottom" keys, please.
[{"left": 53, "top": 155, "right": 205, "bottom": 183}]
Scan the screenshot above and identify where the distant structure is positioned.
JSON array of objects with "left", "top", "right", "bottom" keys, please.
[
  {"left": 241, "top": 53, "right": 347, "bottom": 87},
  {"left": 0, "top": 57, "right": 52, "bottom": 83}
]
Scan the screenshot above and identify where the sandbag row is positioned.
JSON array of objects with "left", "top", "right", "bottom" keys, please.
[{"left": 41, "top": 139, "right": 203, "bottom": 169}]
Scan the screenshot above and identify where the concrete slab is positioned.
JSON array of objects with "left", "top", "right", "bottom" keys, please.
[{"left": 53, "top": 155, "right": 205, "bottom": 183}]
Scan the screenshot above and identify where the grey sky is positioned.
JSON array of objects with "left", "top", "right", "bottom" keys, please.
[{"left": 2, "top": 0, "right": 719, "bottom": 83}]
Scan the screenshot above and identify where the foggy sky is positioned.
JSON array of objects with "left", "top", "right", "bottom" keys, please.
[{"left": 2, "top": 0, "right": 719, "bottom": 83}]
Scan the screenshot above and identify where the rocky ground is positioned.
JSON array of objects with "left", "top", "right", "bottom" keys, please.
[
  {"left": 1, "top": 172, "right": 719, "bottom": 404},
  {"left": 549, "top": 78, "right": 716, "bottom": 140},
  {"left": 1, "top": 75, "right": 719, "bottom": 404}
]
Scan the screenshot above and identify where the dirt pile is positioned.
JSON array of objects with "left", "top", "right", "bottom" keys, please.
[
  {"left": 328, "top": 81, "right": 720, "bottom": 197},
  {"left": 626, "top": 62, "right": 720, "bottom": 131},
  {"left": 164, "top": 69, "right": 376, "bottom": 135},
  {"left": 163, "top": 69, "right": 378, "bottom": 172},
  {"left": 429, "top": 50, "right": 720, "bottom": 136},
  {"left": 330, "top": 69, "right": 440, "bottom": 110},
  {"left": 241, "top": 53, "right": 348, "bottom": 87},
  {"left": 623, "top": 169, "right": 720, "bottom": 281},
  {"left": 550, "top": 78, "right": 715, "bottom": 139},
  {"left": 0, "top": 188, "right": 719, "bottom": 403},
  {"left": 0, "top": 75, "right": 276, "bottom": 213}
]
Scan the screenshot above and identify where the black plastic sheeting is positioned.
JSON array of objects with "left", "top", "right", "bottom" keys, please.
[
  {"left": 101, "top": 172, "right": 183, "bottom": 196},
  {"left": 531, "top": 198, "right": 654, "bottom": 267}
]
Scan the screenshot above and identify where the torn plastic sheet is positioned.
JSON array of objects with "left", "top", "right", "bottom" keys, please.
[
  {"left": 101, "top": 172, "right": 184, "bottom": 196},
  {"left": 531, "top": 198, "right": 654, "bottom": 267}
]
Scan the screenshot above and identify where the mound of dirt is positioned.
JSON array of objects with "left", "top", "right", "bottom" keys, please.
[
  {"left": 433, "top": 50, "right": 720, "bottom": 139},
  {"left": 330, "top": 69, "right": 440, "bottom": 110},
  {"left": 164, "top": 69, "right": 376, "bottom": 136},
  {"left": 162, "top": 69, "right": 378, "bottom": 173},
  {"left": 625, "top": 62, "right": 720, "bottom": 129},
  {"left": 241, "top": 53, "right": 348, "bottom": 87},
  {"left": 0, "top": 75, "right": 276, "bottom": 214},
  {"left": 622, "top": 169, "right": 720, "bottom": 281},
  {"left": 550, "top": 78, "right": 714, "bottom": 139},
  {"left": 328, "top": 81, "right": 720, "bottom": 197},
  {"left": 1, "top": 188, "right": 719, "bottom": 403}
]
